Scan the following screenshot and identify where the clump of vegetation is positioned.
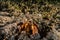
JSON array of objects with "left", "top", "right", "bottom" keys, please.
[{"left": 0, "top": 1, "right": 20, "bottom": 13}]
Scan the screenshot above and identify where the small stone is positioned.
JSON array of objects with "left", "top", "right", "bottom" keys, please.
[{"left": 30, "top": 33, "right": 40, "bottom": 39}]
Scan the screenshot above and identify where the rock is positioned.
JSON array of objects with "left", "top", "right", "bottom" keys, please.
[
  {"left": 30, "top": 33, "right": 40, "bottom": 39},
  {"left": 0, "top": 16, "right": 14, "bottom": 26},
  {"left": 0, "top": 12, "right": 9, "bottom": 16},
  {"left": 0, "top": 12, "right": 13, "bottom": 16}
]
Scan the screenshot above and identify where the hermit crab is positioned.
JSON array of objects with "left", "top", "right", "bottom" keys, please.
[
  {"left": 17, "top": 20, "right": 52, "bottom": 39},
  {"left": 17, "top": 21, "right": 39, "bottom": 35}
]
